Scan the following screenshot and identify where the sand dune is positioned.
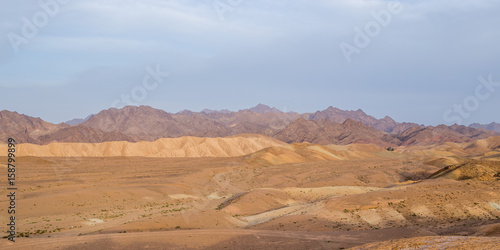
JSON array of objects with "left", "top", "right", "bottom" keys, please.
[
  {"left": 428, "top": 160, "right": 500, "bottom": 181},
  {"left": 1, "top": 134, "right": 395, "bottom": 163},
  {"left": 2, "top": 150, "right": 499, "bottom": 249},
  {"left": 243, "top": 144, "right": 344, "bottom": 165},
  {"left": 6, "top": 134, "right": 498, "bottom": 161},
  {"left": 244, "top": 143, "right": 390, "bottom": 165},
  {"left": 424, "top": 157, "right": 461, "bottom": 168},
  {"left": 401, "top": 136, "right": 500, "bottom": 158},
  {"left": 0, "top": 134, "right": 286, "bottom": 158}
]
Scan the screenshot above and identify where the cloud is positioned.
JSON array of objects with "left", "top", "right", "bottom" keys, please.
[{"left": 0, "top": 0, "right": 499, "bottom": 125}]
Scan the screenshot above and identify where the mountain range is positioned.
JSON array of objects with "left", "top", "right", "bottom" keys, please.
[
  {"left": 1, "top": 104, "right": 498, "bottom": 146},
  {"left": 470, "top": 122, "right": 500, "bottom": 133}
]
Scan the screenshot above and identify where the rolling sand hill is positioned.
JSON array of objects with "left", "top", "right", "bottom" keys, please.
[
  {"left": 1, "top": 134, "right": 393, "bottom": 164},
  {"left": 1, "top": 135, "right": 499, "bottom": 249},
  {"left": 243, "top": 143, "right": 392, "bottom": 165},
  {"left": 243, "top": 144, "right": 343, "bottom": 165},
  {"left": 428, "top": 161, "right": 500, "bottom": 181},
  {"left": 399, "top": 136, "right": 500, "bottom": 163},
  {"left": 0, "top": 134, "right": 286, "bottom": 158}
]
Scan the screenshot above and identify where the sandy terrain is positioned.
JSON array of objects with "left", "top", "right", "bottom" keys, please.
[
  {"left": 0, "top": 134, "right": 286, "bottom": 158},
  {"left": 352, "top": 236, "right": 500, "bottom": 249},
  {"left": 1, "top": 135, "right": 499, "bottom": 249}
]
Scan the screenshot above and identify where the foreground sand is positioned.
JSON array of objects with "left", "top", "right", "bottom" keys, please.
[
  {"left": 1, "top": 137, "right": 499, "bottom": 249},
  {"left": 0, "top": 228, "right": 435, "bottom": 249}
]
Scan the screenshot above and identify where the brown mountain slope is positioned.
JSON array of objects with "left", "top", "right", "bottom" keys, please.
[
  {"left": 398, "top": 135, "right": 500, "bottom": 163},
  {"left": 169, "top": 111, "right": 232, "bottom": 137},
  {"left": 274, "top": 119, "right": 498, "bottom": 147},
  {"left": 0, "top": 110, "right": 66, "bottom": 143},
  {"left": 397, "top": 125, "right": 498, "bottom": 146},
  {"left": 428, "top": 160, "right": 500, "bottom": 181},
  {"left": 470, "top": 122, "right": 500, "bottom": 133},
  {"left": 449, "top": 124, "right": 498, "bottom": 139},
  {"left": 247, "top": 103, "right": 282, "bottom": 114},
  {"left": 2, "top": 134, "right": 285, "bottom": 158},
  {"left": 80, "top": 105, "right": 301, "bottom": 141},
  {"left": 80, "top": 105, "right": 182, "bottom": 140},
  {"left": 308, "top": 106, "right": 420, "bottom": 133},
  {"left": 37, "top": 125, "right": 135, "bottom": 144},
  {"left": 309, "top": 106, "right": 378, "bottom": 124},
  {"left": 192, "top": 105, "right": 303, "bottom": 136},
  {"left": 273, "top": 118, "right": 400, "bottom": 146},
  {"left": 3, "top": 105, "right": 499, "bottom": 146}
]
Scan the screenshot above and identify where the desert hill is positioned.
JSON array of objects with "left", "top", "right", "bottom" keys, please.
[
  {"left": 2, "top": 105, "right": 499, "bottom": 146},
  {"left": 470, "top": 122, "right": 500, "bottom": 133},
  {"left": 1, "top": 135, "right": 500, "bottom": 249},
  {"left": 274, "top": 118, "right": 401, "bottom": 146},
  {"left": 273, "top": 118, "right": 497, "bottom": 147},
  {"left": 64, "top": 114, "right": 93, "bottom": 126},
  {"left": 247, "top": 103, "right": 283, "bottom": 114},
  {"left": 0, "top": 134, "right": 286, "bottom": 158},
  {"left": 471, "top": 135, "right": 500, "bottom": 150},
  {"left": 1, "top": 134, "right": 393, "bottom": 162},
  {"left": 80, "top": 105, "right": 302, "bottom": 140},
  {"left": 308, "top": 106, "right": 420, "bottom": 133},
  {"left": 428, "top": 161, "right": 500, "bottom": 181},
  {"left": 0, "top": 110, "right": 67, "bottom": 143},
  {"left": 37, "top": 125, "right": 136, "bottom": 144},
  {"left": 400, "top": 136, "right": 500, "bottom": 160},
  {"left": 243, "top": 143, "right": 346, "bottom": 166},
  {"left": 396, "top": 124, "right": 498, "bottom": 146},
  {"left": 81, "top": 105, "right": 200, "bottom": 140},
  {"left": 178, "top": 104, "right": 304, "bottom": 136}
]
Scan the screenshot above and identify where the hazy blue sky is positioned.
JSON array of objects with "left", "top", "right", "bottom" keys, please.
[{"left": 1, "top": 0, "right": 499, "bottom": 125}]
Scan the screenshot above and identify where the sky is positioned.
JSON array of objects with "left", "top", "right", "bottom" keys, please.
[{"left": 1, "top": 0, "right": 499, "bottom": 126}]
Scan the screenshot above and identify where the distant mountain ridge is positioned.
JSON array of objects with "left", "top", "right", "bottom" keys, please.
[
  {"left": 0, "top": 110, "right": 67, "bottom": 144},
  {"left": 64, "top": 114, "right": 94, "bottom": 126},
  {"left": 1, "top": 105, "right": 498, "bottom": 146},
  {"left": 247, "top": 104, "right": 283, "bottom": 114},
  {"left": 0, "top": 110, "right": 134, "bottom": 144},
  {"left": 307, "top": 106, "right": 420, "bottom": 133},
  {"left": 470, "top": 122, "right": 500, "bottom": 133},
  {"left": 274, "top": 118, "right": 400, "bottom": 146}
]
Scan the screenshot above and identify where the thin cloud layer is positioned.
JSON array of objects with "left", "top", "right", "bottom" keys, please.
[{"left": 0, "top": 0, "right": 499, "bottom": 125}]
